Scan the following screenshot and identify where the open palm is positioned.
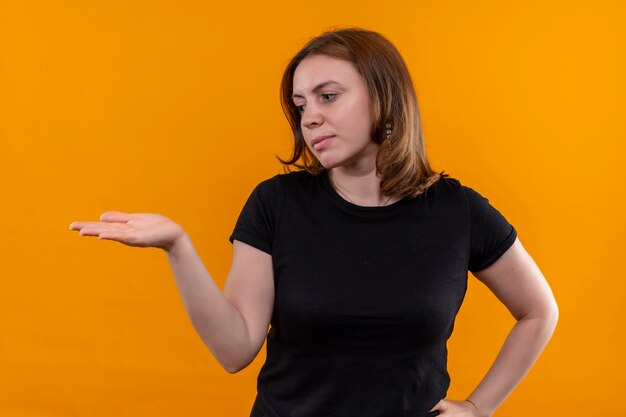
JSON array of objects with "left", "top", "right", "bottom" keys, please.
[{"left": 69, "top": 210, "right": 185, "bottom": 251}]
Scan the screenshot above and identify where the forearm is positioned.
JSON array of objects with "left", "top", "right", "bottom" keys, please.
[
  {"left": 466, "top": 312, "right": 558, "bottom": 416},
  {"left": 166, "top": 233, "right": 252, "bottom": 373}
]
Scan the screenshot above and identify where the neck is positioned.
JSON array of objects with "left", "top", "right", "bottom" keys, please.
[{"left": 328, "top": 166, "right": 396, "bottom": 207}]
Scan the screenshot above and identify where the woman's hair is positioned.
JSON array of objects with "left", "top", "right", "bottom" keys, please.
[{"left": 276, "top": 27, "right": 447, "bottom": 198}]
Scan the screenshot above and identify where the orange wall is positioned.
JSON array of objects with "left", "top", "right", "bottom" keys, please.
[{"left": 1, "top": 1, "right": 624, "bottom": 416}]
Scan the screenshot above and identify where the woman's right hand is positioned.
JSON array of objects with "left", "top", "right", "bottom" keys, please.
[{"left": 69, "top": 211, "right": 186, "bottom": 252}]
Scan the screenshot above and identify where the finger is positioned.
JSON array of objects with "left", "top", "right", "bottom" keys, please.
[
  {"left": 430, "top": 399, "right": 447, "bottom": 412},
  {"left": 98, "top": 232, "right": 122, "bottom": 241},
  {"left": 98, "top": 231, "right": 124, "bottom": 242},
  {"left": 70, "top": 222, "right": 107, "bottom": 233},
  {"left": 78, "top": 228, "right": 100, "bottom": 237},
  {"left": 70, "top": 221, "right": 103, "bottom": 230},
  {"left": 98, "top": 231, "right": 143, "bottom": 247},
  {"left": 100, "top": 211, "right": 134, "bottom": 223},
  {"left": 76, "top": 223, "right": 122, "bottom": 236}
]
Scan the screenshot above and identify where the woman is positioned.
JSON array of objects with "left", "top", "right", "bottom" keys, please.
[{"left": 69, "top": 28, "right": 558, "bottom": 417}]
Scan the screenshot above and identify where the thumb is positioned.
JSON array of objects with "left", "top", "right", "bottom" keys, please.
[
  {"left": 100, "top": 211, "right": 133, "bottom": 223},
  {"left": 430, "top": 398, "right": 448, "bottom": 412}
]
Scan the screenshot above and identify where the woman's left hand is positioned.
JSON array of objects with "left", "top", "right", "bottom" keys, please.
[{"left": 430, "top": 398, "right": 488, "bottom": 417}]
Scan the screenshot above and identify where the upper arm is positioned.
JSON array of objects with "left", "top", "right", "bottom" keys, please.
[
  {"left": 223, "top": 239, "right": 275, "bottom": 367},
  {"left": 472, "top": 237, "right": 559, "bottom": 322}
]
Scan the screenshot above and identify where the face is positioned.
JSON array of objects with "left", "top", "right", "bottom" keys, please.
[{"left": 292, "top": 54, "right": 379, "bottom": 171}]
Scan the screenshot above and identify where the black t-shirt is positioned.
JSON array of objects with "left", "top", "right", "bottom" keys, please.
[{"left": 229, "top": 169, "right": 517, "bottom": 417}]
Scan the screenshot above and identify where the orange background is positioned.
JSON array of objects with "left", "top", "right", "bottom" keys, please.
[{"left": 1, "top": 1, "right": 624, "bottom": 416}]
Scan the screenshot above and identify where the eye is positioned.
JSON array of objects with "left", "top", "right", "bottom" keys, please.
[{"left": 294, "top": 93, "right": 338, "bottom": 113}]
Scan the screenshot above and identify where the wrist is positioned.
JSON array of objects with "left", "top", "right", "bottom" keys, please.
[{"left": 166, "top": 231, "right": 191, "bottom": 256}]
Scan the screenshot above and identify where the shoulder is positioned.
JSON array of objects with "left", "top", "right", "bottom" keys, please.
[
  {"left": 276, "top": 170, "right": 317, "bottom": 186},
  {"left": 249, "top": 170, "right": 318, "bottom": 204},
  {"left": 422, "top": 173, "right": 465, "bottom": 200},
  {"left": 256, "top": 170, "right": 314, "bottom": 187},
  {"left": 256, "top": 170, "right": 320, "bottom": 195},
  {"left": 421, "top": 175, "right": 494, "bottom": 217},
  {"left": 433, "top": 174, "right": 484, "bottom": 203},
  {"left": 436, "top": 174, "right": 463, "bottom": 191}
]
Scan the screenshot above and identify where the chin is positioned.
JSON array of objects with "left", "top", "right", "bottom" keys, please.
[{"left": 316, "top": 155, "right": 341, "bottom": 170}]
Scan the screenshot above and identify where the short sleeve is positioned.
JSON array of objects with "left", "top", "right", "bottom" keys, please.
[
  {"left": 228, "top": 177, "right": 278, "bottom": 256},
  {"left": 463, "top": 185, "right": 517, "bottom": 273}
]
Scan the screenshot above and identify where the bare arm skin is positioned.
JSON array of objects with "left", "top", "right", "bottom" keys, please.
[
  {"left": 166, "top": 235, "right": 274, "bottom": 373},
  {"left": 69, "top": 211, "right": 275, "bottom": 373},
  {"left": 430, "top": 237, "right": 559, "bottom": 416}
]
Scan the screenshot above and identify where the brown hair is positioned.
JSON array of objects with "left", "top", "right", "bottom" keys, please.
[{"left": 275, "top": 26, "right": 447, "bottom": 199}]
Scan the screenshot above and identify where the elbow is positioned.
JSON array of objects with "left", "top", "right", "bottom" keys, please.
[
  {"left": 225, "top": 366, "right": 240, "bottom": 374},
  {"left": 550, "top": 303, "right": 559, "bottom": 328},
  {"left": 548, "top": 280, "right": 560, "bottom": 326},
  {"left": 544, "top": 301, "right": 560, "bottom": 329},
  {"left": 223, "top": 361, "right": 244, "bottom": 374},
  {"left": 547, "top": 294, "right": 559, "bottom": 327},
  {"left": 544, "top": 305, "right": 559, "bottom": 342},
  {"left": 528, "top": 287, "right": 560, "bottom": 325},
  {"left": 519, "top": 298, "right": 559, "bottom": 330},
  {"left": 223, "top": 360, "right": 250, "bottom": 374},
  {"left": 536, "top": 299, "right": 559, "bottom": 335}
]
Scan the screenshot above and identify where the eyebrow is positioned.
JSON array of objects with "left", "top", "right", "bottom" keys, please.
[{"left": 292, "top": 81, "right": 343, "bottom": 100}]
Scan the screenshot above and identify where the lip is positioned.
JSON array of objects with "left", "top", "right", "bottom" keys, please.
[{"left": 311, "top": 135, "right": 335, "bottom": 150}]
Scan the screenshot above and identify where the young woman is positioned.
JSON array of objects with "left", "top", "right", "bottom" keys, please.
[{"left": 69, "top": 28, "right": 558, "bottom": 417}]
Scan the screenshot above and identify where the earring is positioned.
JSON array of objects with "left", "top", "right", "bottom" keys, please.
[{"left": 385, "top": 122, "right": 392, "bottom": 138}]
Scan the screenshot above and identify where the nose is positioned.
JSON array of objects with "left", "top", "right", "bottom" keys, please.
[{"left": 301, "top": 101, "right": 323, "bottom": 130}]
